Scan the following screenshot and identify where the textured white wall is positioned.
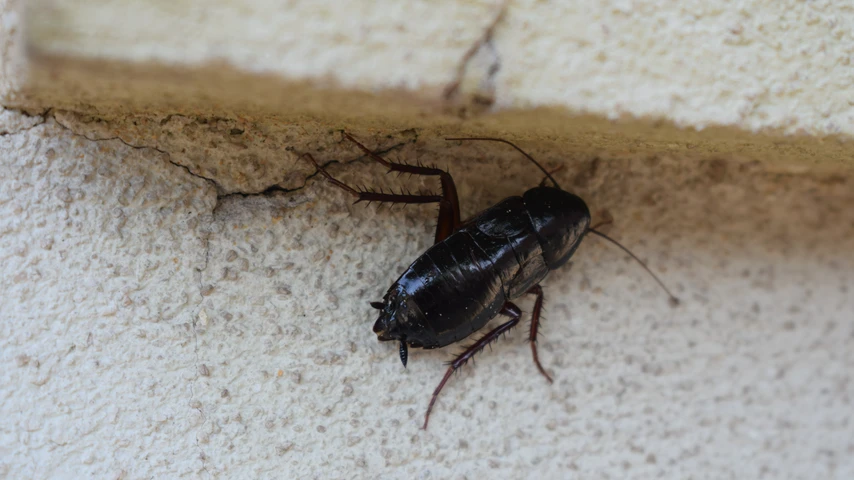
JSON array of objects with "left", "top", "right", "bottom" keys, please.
[
  {"left": 2, "top": 108, "right": 853, "bottom": 478},
  {"left": 3, "top": 1, "right": 854, "bottom": 479}
]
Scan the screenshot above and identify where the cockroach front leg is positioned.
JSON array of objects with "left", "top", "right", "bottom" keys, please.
[
  {"left": 341, "top": 133, "right": 462, "bottom": 243},
  {"left": 422, "top": 302, "right": 522, "bottom": 429},
  {"left": 302, "top": 152, "right": 440, "bottom": 203},
  {"left": 302, "top": 134, "right": 461, "bottom": 243}
]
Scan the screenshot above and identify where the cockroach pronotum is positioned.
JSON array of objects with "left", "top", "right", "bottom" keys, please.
[{"left": 302, "top": 132, "right": 679, "bottom": 429}]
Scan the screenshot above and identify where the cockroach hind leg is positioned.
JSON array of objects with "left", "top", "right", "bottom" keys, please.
[
  {"left": 423, "top": 308, "right": 521, "bottom": 429},
  {"left": 526, "top": 284, "right": 554, "bottom": 383}
]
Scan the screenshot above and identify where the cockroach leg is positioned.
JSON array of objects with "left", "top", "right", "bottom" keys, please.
[
  {"left": 423, "top": 302, "right": 522, "bottom": 429},
  {"left": 302, "top": 151, "right": 441, "bottom": 201},
  {"left": 300, "top": 153, "right": 360, "bottom": 196},
  {"left": 526, "top": 284, "right": 553, "bottom": 383},
  {"left": 539, "top": 165, "right": 565, "bottom": 187},
  {"left": 342, "top": 133, "right": 461, "bottom": 243}
]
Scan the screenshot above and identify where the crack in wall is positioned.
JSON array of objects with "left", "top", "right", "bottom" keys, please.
[
  {"left": 211, "top": 141, "right": 410, "bottom": 214},
  {"left": 47, "top": 110, "right": 220, "bottom": 477},
  {"left": 188, "top": 310, "right": 210, "bottom": 479},
  {"left": 49, "top": 109, "right": 414, "bottom": 213},
  {"left": 190, "top": 207, "right": 213, "bottom": 478},
  {"left": 183, "top": 136, "right": 410, "bottom": 478},
  {"left": 6, "top": 107, "right": 220, "bottom": 477},
  {"left": 50, "top": 112, "right": 221, "bottom": 189},
  {"left": 212, "top": 159, "right": 339, "bottom": 213},
  {"left": 0, "top": 107, "right": 51, "bottom": 135},
  {"left": 442, "top": 0, "right": 509, "bottom": 104}
]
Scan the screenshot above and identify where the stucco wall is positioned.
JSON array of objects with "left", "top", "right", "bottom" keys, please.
[
  {"left": 2, "top": 1, "right": 853, "bottom": 479},
  {"left": 3, "top": 108, "right": 853, "bottom": 479}
]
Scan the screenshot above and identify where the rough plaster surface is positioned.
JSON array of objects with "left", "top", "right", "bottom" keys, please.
[
  {"left": 28, "top": 0, "right": 502, "bottom": 93},
  {"left": 2, "top": 108, "right": 853, "bottom": 478},
  {"left": 494, "top": 0, "right": 854, "bottom": 135},
  {"left": 4, "top": 0, "right": 852, "bottom": 170}
]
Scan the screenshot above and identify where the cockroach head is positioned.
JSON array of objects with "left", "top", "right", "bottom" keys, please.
[
  {"left": 370, "top": 288, "right": 417, "bottom": 343},
  {"left": 371, "top": 310, "right": 400, "bottom": 342},
  {"left": 370, "top": 288, "right": 431, "bottom": 367},
  {"left": 371, "top": 299, "right": 405, "bottom": 343},
  {"left": 371, "top": 295, "right": 408, "bottom": 367}
]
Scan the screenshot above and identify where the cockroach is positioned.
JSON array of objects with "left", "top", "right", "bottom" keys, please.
[{"left": 302, "top": 133, "right": 679, "bottom": 429}]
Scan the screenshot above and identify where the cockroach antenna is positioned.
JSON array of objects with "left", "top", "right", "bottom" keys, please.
[
  {"left": 445, "top": 137, "right": 562, "bottom": 190},
  {"left": 446, "top": 136, "right": 678, "bottom": 305},
  {"left": 587, "top": 228, "right": 680, "bottom": 305}
]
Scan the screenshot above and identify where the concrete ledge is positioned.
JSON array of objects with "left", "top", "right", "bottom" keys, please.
[{"left": 5, "top": 0, "right": 852, "bottom": 168}]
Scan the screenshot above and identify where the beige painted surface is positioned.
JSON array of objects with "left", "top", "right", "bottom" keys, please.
[{"left": 2, "top": 1, "right": 854, "bottom": 479}]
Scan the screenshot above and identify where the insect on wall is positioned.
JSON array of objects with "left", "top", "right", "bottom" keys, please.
[{"left": 300, "top": 132, "right": 679, "bottom": 429}]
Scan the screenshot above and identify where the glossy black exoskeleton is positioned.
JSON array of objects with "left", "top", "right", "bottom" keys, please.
[{"left": 302, "top": 133, "right": 678, "bottom": 429}]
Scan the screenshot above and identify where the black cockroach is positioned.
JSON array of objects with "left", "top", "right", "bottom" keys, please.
[{"left": 302, "top": 133, "right": 679, "bottom": 429}]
